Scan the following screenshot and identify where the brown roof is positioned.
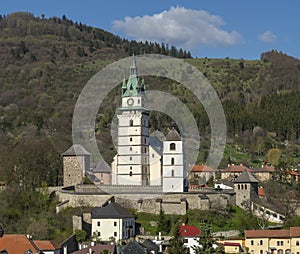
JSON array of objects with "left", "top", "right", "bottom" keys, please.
[
  {"left": 245, "top": 227, "right": 300, "bottom": 238},
  {"left": 259, "top": 165, "right": 275, "bottom": 172},
  {"left": 33, "top": 240, "right": 61, "bottom": 251},
  {"left": 72, "top": 244, "right": 116, "bottom": 254},
  {"left": 0, "top": 234, "right": 39, "bottom": 254},
  {"left": 189, "top": 165, "right": 216, "bottom": 172},
  {"left": 222, "top": 165, "right": 253, "bottom": 173},
  {"left": 166, "top": 128, "right": 181, "bottom": 141}
]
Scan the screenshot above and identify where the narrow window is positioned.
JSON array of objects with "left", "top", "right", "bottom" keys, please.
[
  {"left": 171, "top": 170, "right": 174, "bottom": 177},
  {"left": 97, "top": 232, "right": 101, "bottom": 236},
  {"left": 130, "top": 137, "right": 132, "bottom": 142},
  {"left": 251, "top": 240, "right": 254, "bottom": 245},
  {"left": 152, "top": 154, "right": 154, "bottom": 158},
  {"left": 114, "top": 232, "right": 117, "bottom": 237},
  {"left": 171, "top": 158, "right": 174, "bottom": 165},
  {"left": 130, "top": 157, "right": 132, "bottom": 161},
  {"left": 129, "top": 119, "right": 133, "bottom": 126},
  {"left": 114, "top": 222, "right": 117, "bottom": 226},
  {"left": 130, "top": 147, "right": 132, "bottom": 151},
  {"left": 260, "top": 240, "right": 263, "bottom": 245},
  {"left": 296, "top": 241, "right": 299, "bottom": 246},
  {"left": 97, "top": 221, "right": 100, "bottom": 226},
  {"left": 170, "top": 143, "right": 176, "bottom": 150},
  {"left": 129, "top": 171, "right": 132, "bottom": 177},
  {"left": 245, "top": 184, "right": 247, "bottom": 190},
  {"left": 238, "top": 184, "right": 240, "bottom": 190}
]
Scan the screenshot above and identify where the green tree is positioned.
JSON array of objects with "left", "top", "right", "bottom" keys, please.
[
  {"left": 192, "top": 223, "right": 223, "bottom": 254},
  {"left": 75, "top": 229, "right": 87, "bottom": 243},
  {"left": 157, "top": 208, "right": 171, "bottom": 235},
  {"left": 168, "top": 223, "right": 186, "bottom": 254}
]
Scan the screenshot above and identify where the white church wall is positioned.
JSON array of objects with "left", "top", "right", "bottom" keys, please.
[{"left": 149, "top": 147, "right": 161, "bottom": 185}]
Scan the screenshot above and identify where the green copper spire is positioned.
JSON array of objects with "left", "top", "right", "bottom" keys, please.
[{"left": 122, "top": 54, "right": 145, "bottom": 97}]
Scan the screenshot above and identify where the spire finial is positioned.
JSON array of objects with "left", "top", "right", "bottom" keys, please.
[{"left": 130, "top": 53, "right": 137, "bottom": 76}]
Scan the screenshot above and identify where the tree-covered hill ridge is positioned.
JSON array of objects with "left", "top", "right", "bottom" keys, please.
[{"left": 0, "top": 12, "right": 300, "bottom": 186}]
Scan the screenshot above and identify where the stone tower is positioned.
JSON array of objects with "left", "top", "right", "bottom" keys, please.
[
  {"left": 234, "top": 169, "right": 259, "bottom": 207},
  {"left": 162, "top": 124, "right": 185, "bottom": 192},
  {"left": 62, "top": 144, "right": 91, "bottom": 187},
  {"left": 112, "top": 55, "right": 150, "bottom": 186}
]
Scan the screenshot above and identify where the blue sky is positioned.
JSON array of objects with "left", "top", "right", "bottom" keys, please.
[{"left": 1, "top": 0, "right": 299, "bottom": 59}]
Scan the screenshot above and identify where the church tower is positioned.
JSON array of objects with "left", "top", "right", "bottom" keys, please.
[
  {"left": 112, "top": 55, "right": 150, "bottom": 186},
  {"left": 162, "top": 123, "right": 185, "bottom": 192}
]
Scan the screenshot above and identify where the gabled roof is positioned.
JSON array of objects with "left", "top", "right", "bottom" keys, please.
[
  {"left": 222, "top": 165, "right": 252, "bottom": 173},
  {"left": 72, "top": 243, "right": 116, "bottom": 254},
  {"left": 245, "top": 227, "right": 300, "bottom": 238},
  {"left": 189, "top": 165, "right": 216, "bottom": 172},
  {"left": 180, "top": 225, "right": 200, "bottom": 237},
  {"left": 62, "top": 144, "right": 90, "bottom": 156},
  {"left": 122, "top": 240, "right": 148, "bottom": 254},
  {"left": 92, "top": 202, "right": 135, "bottom": 219},
  {"left": 234, "top": 169, "right": 259, "bottom": 183},
  {"left": 33, "top": 240, "right": 61, "bottom": 251},
  {"left": 142, "top": 239, "right": 159, "bottom": 252},
  {"left": 0, "top": 234, "right": 39, "bottom": 254},
  {"left": 166, "top": 128, "right": 181, "bottom": 141}
]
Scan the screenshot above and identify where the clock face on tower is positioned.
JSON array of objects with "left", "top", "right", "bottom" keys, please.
[{"left": 127, "top": 98, "right": 134, "bottom": 106}]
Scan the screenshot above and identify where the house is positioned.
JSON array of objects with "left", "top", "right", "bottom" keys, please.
[
  {"left": 253, "top": 165, "right": 275, "bottom": 181},
  {"left": 245, "top": 227, "right": 300, "bottom": 254},
  {"left": 92, "top": 159, "right": 112, "bottom": 185},
  {"left": 220, "top": 164, "right": 253, "bottom": 180},
  {"left": 120, "top": 240, "right": 151, "bottom": 254},
  {"left": 0, "top": 234, "right": 61, "bottom": 254},
  {"left": 222, "top": 241, "right": 243, "bottom": 254},
  {"left": 91, "top": 202, "right": 135, "bottom": 242},
  {"left": 142, "top": 239, "right": 159, "bottom": 254},
  {"left": 180, "top": 225, "right": 200, "bottom": 254},
  {"left": 188, "top": 165, "right": 217, "bottom": 187},
  {"left": 71, "top": 243, "right": 116, "bottom": 254}
]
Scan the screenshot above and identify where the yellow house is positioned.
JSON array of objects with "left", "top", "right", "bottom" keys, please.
[
  {"left": 217, "top": 239, "right": 244, "bottom": 254},
  {"left": 245, "top": 227, "right": 300, "bottom": 254}
]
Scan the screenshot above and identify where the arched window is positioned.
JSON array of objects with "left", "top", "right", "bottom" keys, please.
[
  {"left": 171, "top": 158, "right": 175, "bottom": 165},
  {"left": 129, "top": 119, "right": 133, "bottom": 126},
  {"left": 245, "top": 184, "right": 247, "bottom": 190},
  {"left": 170, "top": 143, "right": 176, "bottom": 150}
]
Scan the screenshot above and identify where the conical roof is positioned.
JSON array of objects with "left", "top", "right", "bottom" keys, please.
[{"left": 234, "top": 169, "right": 259, "bottom": 183}]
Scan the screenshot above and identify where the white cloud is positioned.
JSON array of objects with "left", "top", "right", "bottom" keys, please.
[
  {"left": 258, "top": 30, "right": 277, "bottom": 43},
  {"left": 112, "top": 6, "right": 242, "bottom": 51}
]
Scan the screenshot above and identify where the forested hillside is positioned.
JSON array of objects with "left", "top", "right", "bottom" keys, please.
[{"left": 0, "top": 12, "right": 300, "bottom": 191}]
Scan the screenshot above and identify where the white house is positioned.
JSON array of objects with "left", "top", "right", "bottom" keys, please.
[
  {"left": 180, "top": 225, "right": 200, "bottom": 254},
  {"left": 91, "top": 202, "right": 135, "bottom": 242}
]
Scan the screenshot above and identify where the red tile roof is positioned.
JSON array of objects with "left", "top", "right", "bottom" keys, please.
[
  {"left": 33, "top": 240, "right": 60, "bottom": 251},
  {"left": 258, "top": 187, "right": 265, "bottom": 196},
  {"left": 0, "top": 234, "right": 39, "bottom": 254},
  {"left": 180, "top": 225, "right": 200, "bottom": 237},
  {"left": 259, "top": 165, "right": 275, "bottom": 172},
  {"left": 189, "top": 165, "right": 216, "bottom": 173},
  {"left": 245, "top": 227, "right": 300, "bottom": 238}
]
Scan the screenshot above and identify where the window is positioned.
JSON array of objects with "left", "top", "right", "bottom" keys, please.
[
  {"left": 260, "top": 250, "right": 263, "bottom": 254},
  {"left": 138, "top": 99, "right": 140, "bottom": 104},
  {"left": 245, "top": 184, "right": 247, "bottom": 190},
  {"left": 97, "top": 232, "right": 101, "bottom": 236},
  {"left": 170, "top": 143, "right": 176, "bottom": 150},
  {"left": 130, "top": 137, "right": 132, "bottom": 142},
  {"left": 130, "top": 147, "right": 132, "bottom": 151},
  {"left": 129, "top": 119, "right": 133, "bottom": 126},
  {"left": 130, "top": 157, "right": 132, "bottom": 161},
  {"left": 251, "top": 240, "right": 254, "bottom": 245},
  {"left": 114, "top": 222, "right": 117, "bottom": 226},
  {"left": 97, "top": 221, "right": 100, "bottom": 226},
  {"left": 114, "top": 232, "right": 117, "bottom": 237},
  {"left": 129, "top": 171, "right": 132, "bottom": 177},
  {"left": 130, "top": 166, "right": 132, "bottom": 170},
  {"left": 144, "top": 137, "right": 147, "bottom": 144},
  {"left": 144, "top": 147, "right": 147, "bottom": 153},
  {"left": 238, "top": 184, "right": 240, "bottom": 190},
  {"left": 171, "top": 170, "right": 174, "bottom": 177},
  {"left": 152, "top": 154, "right": 154, "bottom": 158},
  {"left": 171, "top": 158, "right": 174, "bottom": 165},
  {"left": 260, "top": 240, "right": 263, "bottom": 245},
  {"left": 296, "top": 241, "right": 299, "bottom": 246},
  {"left": 183, "top": 239, "right": 188, "bottom": 243}
]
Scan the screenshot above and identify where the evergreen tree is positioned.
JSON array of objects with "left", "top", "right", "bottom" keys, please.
[
  {"left": 157, "top": 208, "right": 171, "bottom": 234},
  {"left": 168, "top": 223, "right": 186, "bottom": 254},
  {"left": 192, "top": 223, "right": 223, "bottom": 254}
]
